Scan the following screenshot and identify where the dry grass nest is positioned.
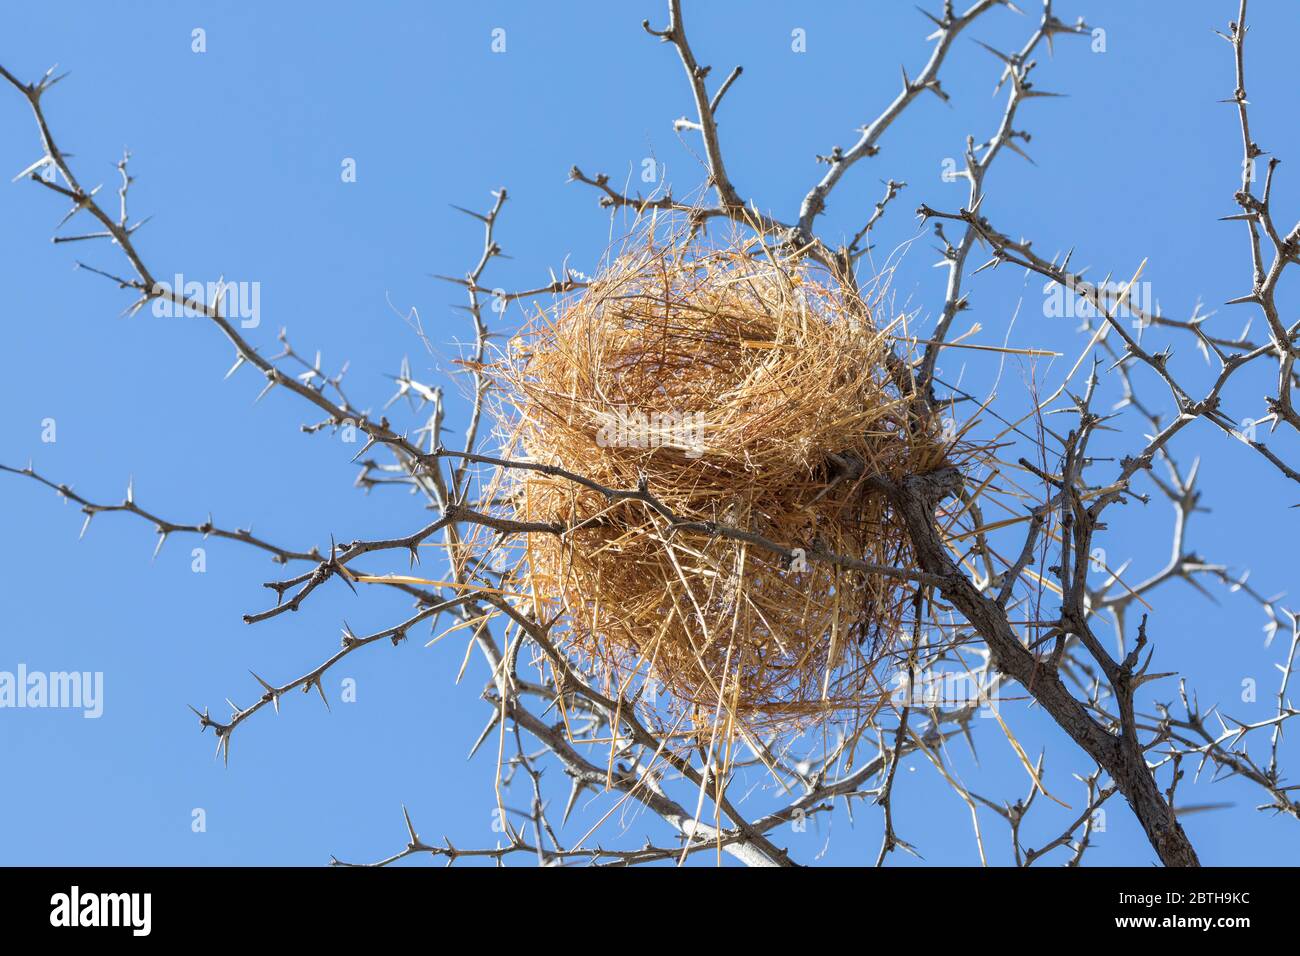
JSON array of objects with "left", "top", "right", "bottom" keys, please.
[{"left": 486, "top": 229, "right": 963, "bottom": 732}]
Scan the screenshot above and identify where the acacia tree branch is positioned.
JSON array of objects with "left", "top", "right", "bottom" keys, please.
[
  {"left": 918, "top": 2, "right": 1089, "bottom": 392},
  {"left": 643, "top": 0, "right": 744, "bottom": 211},
  {"left": 881, "top": 466, "right": 1201, "bottom": 866},
  {"left": 796, "top": 0, "right": 1025, "bottom": 238},
  {"left": 7, "top": 1, "right": 1297, "bottom": 871}
]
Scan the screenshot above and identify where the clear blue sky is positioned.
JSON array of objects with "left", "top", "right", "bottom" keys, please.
[{"left": 2, "top": 1, "right": 1298, "bottom": 865}]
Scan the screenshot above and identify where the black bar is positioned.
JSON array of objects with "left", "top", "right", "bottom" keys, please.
[{"left": 0, "top": 866, "right": 1278, "bottom": 939}]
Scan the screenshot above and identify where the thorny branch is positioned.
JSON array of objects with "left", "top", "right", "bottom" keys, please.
[{"left": 5, "top": 0, "right": 1299, "bottom": 868}]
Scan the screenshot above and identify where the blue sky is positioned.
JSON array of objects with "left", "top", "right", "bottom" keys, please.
[{"left": 2, "top": 0, "right": 1298, "bottom": 866}]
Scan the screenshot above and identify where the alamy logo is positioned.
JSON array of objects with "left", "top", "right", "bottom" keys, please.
[
  {"left": 150, "top": 273, "right": 261, "bottom": 328},
  {"left": 1043, "top": 277, "right": 1154, "bottom": 324},
  {"left": 594, "top": 409, "right": 706, "bottom": 458},
  {"left": 0, "top": 664, "right": 103, "bottom": 718},
  {"left": 50, "top": 886, "right": 151, "bottom": 936},
  {"left": 891, "top": 668, "right": 998, "bottom": 716}
]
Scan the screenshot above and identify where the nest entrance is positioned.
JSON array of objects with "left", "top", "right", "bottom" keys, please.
[{"left": 491, "top": 234, "right": 948, "bottom": 729}]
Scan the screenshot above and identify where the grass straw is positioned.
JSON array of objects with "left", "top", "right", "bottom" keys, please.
[{"left": 483, "top": 221, "right": 982, "bottom": 734}]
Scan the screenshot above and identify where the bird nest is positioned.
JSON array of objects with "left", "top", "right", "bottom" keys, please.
[{"left": 485, "top": 230, "right": 952, "bottom": 731}]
